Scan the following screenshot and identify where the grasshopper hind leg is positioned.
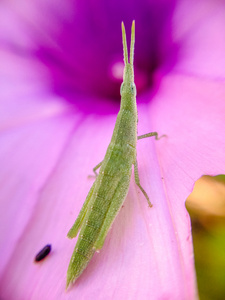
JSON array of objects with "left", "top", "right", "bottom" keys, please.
[{"left": 67, "top": 182, "right": 96, "bottom": 239}]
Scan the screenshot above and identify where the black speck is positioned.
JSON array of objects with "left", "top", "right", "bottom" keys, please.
[{"left": 35, "top": 244, "right": 51, "bottom": 262}]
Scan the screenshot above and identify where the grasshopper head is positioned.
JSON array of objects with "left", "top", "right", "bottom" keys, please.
[{"left": 120, "top": 21, "right": 136, "bottom": 98}]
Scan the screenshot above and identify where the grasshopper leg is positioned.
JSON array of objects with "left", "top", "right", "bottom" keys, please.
[
  {"left": 67, "top": 182, "right": 96, "bottom": 239},
  {"left": 134, "top": 159, "right": 152, "bottom": 207}
]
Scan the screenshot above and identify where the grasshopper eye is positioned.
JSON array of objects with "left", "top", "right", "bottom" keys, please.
[
  {"left": 130, "top": 82, "right": 136, "bottom": 96},
  {"left": 120, "top": 83, "right": 124, "bottom": 96}
]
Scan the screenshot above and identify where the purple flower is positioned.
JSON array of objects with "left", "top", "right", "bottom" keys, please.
[{"left": 0, "top": 0, "right": 224, "bottom": 299}]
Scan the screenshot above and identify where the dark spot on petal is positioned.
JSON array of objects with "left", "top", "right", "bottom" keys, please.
[{"left": 34, "top": 244, "right": 51, "bottom": 262}]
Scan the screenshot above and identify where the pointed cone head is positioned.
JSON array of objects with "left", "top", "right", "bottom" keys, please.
[
  {"left": 121, "top": 21, "right": 135, "bottom": 93},
  {"left": 121, "top": 20, "right": 135, "bottom": 65}
]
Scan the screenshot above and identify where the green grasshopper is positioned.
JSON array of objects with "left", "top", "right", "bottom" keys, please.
[{"left": 66, "top": 20, "right": 159, "bottom": 288}]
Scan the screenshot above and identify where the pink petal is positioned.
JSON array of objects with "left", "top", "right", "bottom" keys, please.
[{"left": 173, "top": 0, "right": 225, "bottom": 77}]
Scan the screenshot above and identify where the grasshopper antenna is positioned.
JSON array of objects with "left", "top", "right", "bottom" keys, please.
[
  {"left": 121, "top": 22, "right": 128, "bottom": 65},
  {"left": 130, "top": 20, "right": 135, "bottom": 65}
]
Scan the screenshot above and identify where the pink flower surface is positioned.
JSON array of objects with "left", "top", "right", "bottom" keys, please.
[{"left": 0, "top": 0, "right": 225, "bottom": 299}]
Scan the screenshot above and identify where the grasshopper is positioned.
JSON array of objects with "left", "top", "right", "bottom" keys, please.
[{"left": 66, "top": 21, "right": 159, "bottom": 288}]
